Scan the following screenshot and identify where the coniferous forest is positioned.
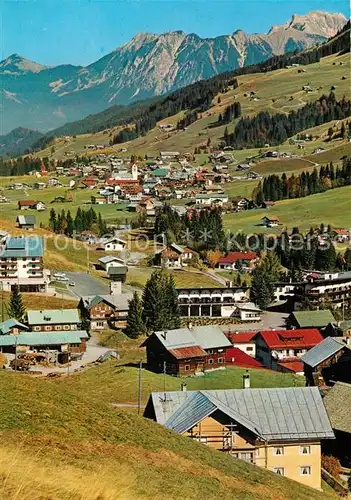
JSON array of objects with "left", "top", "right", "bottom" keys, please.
[
  {"left": 224, "top": 93, "right": 351, "bottom": 148},
  {"left": 252, "top": 156, "right": 351, "bottom": 202}
]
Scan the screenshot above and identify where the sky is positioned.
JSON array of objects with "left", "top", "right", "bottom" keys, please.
[{"left": 1, "top": 0, "right": 349, "bottom": 66}]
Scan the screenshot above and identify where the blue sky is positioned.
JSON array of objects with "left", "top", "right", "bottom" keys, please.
[{"left": 2, "top": 0, "right": 349, "bottom": 66}]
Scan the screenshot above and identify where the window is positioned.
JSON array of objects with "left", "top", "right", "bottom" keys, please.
[
  {"left": 184, "top": 365, "right": 190, "bottom": 371},
  {"left": 44, "top": 326, "right": 51, "bottom": 331},
  {"left": 63, "top": 325, "right": 70, "bottom": 330},
  {"left": 300, "top": 446, "right": 311, "bottom": 455},
  {"left": 218, "top": 357, "right": 223, "bottom": 364},
  {"left": 33, "top": 326, "right": 41, "bottom": 332},
  {"left": 208, "top": 359, "right": 214, "bottom": 364},
  {"left": 300, "top": 466, "right": 311, "bottom": 476},
  {"left": 273, "top": 447, "right": 284, "bottom": 456},
  {"left": 273, "top": 467, "right": 284, "bottom": 476},
  {"left": 96, "top": 321, "right": 104, "bottom": 327},
  {"left": 246, "top": 346, "right": 253, "bottom": 352},
  {"left": 55, "top": 325, "right": 62, "bottom": 331},
  {"left": 239, "top": 452, "right": 253, "bottom": 463}
]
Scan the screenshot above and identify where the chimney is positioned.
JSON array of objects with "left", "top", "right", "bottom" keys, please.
[
  {"left": 181, "top": 382, "right": 187, "bottom": 392},
  {"left": 243, "top": 370, "right": 250, "bottom": 389},
  {"left": 110, "top": 280, "right": 122, "bottom": 295}
]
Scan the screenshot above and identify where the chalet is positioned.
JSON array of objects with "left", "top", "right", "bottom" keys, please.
[
  {"left": 216, "top": 251, "right": 258, "bottom": 271},
  {"left": 333, "top": 228, "right": 350, "bottom": 242},
  {"left": 254, "top": 329, "right": 323, "bottom": 372},
  {"left": 226, "top": 331, "right": 256, "bottom": 357},
  {"left": 232, "top": 197, "right": 250, "bottom": 211},
  {"left": 154, "top": 243, "right": 198, "bottom": 268},
  {"left": 99, "top": 237, "right": 126, "bottom": 252},
  {"left": 33, "top": 182, "right": 46, "bottom": 190},
  {"left": 0, "top": 330, "right": 88, "bottom": 354},
  {"left": 225, "top": 347, "right": 263, "bottom": 368},
  {"left": 301, "top": 336, "right": 351, "bottom": 386},
  {"left": 287, "top": 310, "right": 336, "bottom": 331},
  {"left": 236, "top": 163, "right": 251, "bottom": 171},
  {"left": 18, "top": 200, "right": 38, "bottom": 210},
  {"left": 160, "top": 151, "right": 180, "bottom": 160},
  {"left": 261, "top": 201, "right": 275, "bottom": 209},
  {"left": 144, "top": 386, "right": 334, "bottom": 490},
  {"left": 78, "top": 293, "right": 133, "bottom": 330},
  {"left": 0, "top": 319, "right": 28, "bottom": 335},
  {"left": 141, "top": 325, "right": 231, "bottom": 376},
  {"left": 323, "top": 382, "right": 351, "bottom": 462},
  {"left": 246, "top": 171, "right": 261, "bottom": 180},
  {"left": 195, "top": 193, "right": 229, "bottom": 206},
  {"left": 97, "top": 255, "right": 126, "bottom": 272},
  {"left": 261, "top": 216, "right": 280, "bottom": 227},
  {"left": 47, "top": 178, "right": 62, "bottom": 187},
  {"left": 16, "top": 215, "right": 36, "bottom": 230},
  {"left": 324, "top": 320, "right": 351, "bottom": 338},
  {"left": 81, "top": 179, "right": 98, "bottom": 189},
  {"left": 233, "top": 302, "right": 261, "bottom": 321},
  {"left": 27, "top": 309, "right": 81, "bottom": 332}
]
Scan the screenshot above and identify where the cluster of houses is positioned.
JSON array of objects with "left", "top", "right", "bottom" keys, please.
[
  {"left": 141, "top": 312, "right": 351, "bottom": 492},
  {"left": 0, "top": 309, "right": 88, "bottom": 356}
]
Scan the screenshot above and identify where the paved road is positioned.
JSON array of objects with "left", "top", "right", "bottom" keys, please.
[{"left": 65, "top": 272, "right": 110, "bottom": 298}]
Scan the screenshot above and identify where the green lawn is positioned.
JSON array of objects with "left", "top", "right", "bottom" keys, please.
[{"left": 223, "top": 185, "right": 351, "bottom": 234}]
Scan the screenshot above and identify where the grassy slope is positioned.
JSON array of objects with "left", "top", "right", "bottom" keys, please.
[
  {"left": 223, "top": 185, "right": 351, "bottom": 234},
  {"left": 32, "top": 52, "right": 349, "bottom": 160},
  {"left": 0, "top": 362, "right": 334, "bottom": 500}
]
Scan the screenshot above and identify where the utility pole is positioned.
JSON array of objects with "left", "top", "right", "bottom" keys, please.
[
  {"left": 137, "top": 360, "right": 142, "bottom": 414},
  {"left": 163, "top": 360, "right": 167, "bottom": 397}
]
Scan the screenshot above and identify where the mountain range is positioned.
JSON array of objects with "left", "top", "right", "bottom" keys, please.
[{"left": 0, "top": 10, "right": 347, "bottom": 134}]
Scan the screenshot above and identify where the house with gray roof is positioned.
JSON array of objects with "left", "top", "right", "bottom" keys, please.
[
  {"left": 0, "top": 330, "right": 89, "bottom": 354},
  {"left": 141, "top": 325, "right": 231, "bottom": 376},
  {"left": 144, "top": 386, "right": 334, "bottom": 490},
  {"left": 16, "top": 215, "right": 36, "bottom": 230},
  {"left": 301, "top": 336, "right": 351, "bottom": 387},
  {"left": 0, "top": 319, "right": 28, "bottom": 335},
  {"left": 78, "top": 293, "right": 133, "bottom": 330}
]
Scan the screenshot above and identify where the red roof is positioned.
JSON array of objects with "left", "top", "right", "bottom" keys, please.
[
  {"left": 218, "top": 251, "right": 258, "bottom": 264},
  {"left": 169, "top": 346, "right": 207, "bottom": 360},
  {"left": 226, "top": 332, "right": 257, "bottom": 344},
  {"left": 277, "top": 360, "right": 304, "bottom": 373},
  {"left": 82, "top": 179, "right": 97, "bottom": 186},
  {"left": 18, "top": 200, "right": 37, "bottom": 206},
  {"left": 225, "top": 347, "right": 263, "bottom": 368},
  {"left": 256, "top": 329, "right": 323, "bottom": 350}
]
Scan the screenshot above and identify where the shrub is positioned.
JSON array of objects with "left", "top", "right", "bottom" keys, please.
[{"left": 322, "top": 454, "right": 341, "bottom": 478}]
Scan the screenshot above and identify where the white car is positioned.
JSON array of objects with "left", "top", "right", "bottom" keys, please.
[
  {"left": 53, "top": 272, "right": 66, "bottom": 278},
  {"left": 56, "top": 276, "right": 69, "bottom": 282},
  {"left": 68, "top": 282, "right": 75, "bottom": 286}
]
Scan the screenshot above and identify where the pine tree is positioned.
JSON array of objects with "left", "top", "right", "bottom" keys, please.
[
  {"left": 142, "top": 270, "right": 180, "bottom": 331},
  {"left": 7, "top": 285, "right": 25, "bottom": 322},
  {"left": 250, "top": 268, "right": 272, "bottom": 309},
  {"left": 49, "top": 208, "right": 57, "bottom": 232},
  {"left": 65, "top": 210, "right": 74, "bottom": 237},
  {"left": 125, "top": 292, "right": 146, "bottom": 339}
]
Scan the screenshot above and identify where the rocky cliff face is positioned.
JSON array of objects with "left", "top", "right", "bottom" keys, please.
[{"left": 0, "top": 10, "right": 346, "bottom": 133}]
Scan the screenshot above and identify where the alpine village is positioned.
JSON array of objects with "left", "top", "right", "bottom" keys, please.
[{"left": 1, "top": 7, "right": 351, "bottom": 500}]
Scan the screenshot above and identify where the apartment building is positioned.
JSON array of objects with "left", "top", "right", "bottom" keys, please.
[
  {"left": 177, "top": 287, "right": 250, "bottom": 317},
  {"left": 0, "top": 236, "right": 51, "bottom": 293}
]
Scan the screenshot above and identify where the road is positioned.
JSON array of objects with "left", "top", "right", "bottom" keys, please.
[{"left": 65, "top": 272, "right": 110, "bottom": 298}]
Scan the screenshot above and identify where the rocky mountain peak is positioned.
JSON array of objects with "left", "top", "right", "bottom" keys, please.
[
  {"left": 0, "top": 53, "right": 48, "bottom": 74},
  {"left": 268, "top": 10, "right": 347, "bottom": 37}
]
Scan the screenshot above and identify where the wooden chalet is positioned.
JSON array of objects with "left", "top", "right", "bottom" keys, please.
[
  {"left": 301, "top": 336, "right": 351, "bottom": 386},
  {"left": 141, "top": 325, "right": 231, "bottom": 376}
]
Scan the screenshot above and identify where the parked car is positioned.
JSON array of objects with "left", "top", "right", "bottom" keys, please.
[{"left": 68, "top": 282, "right": 75, "bottom": 286}]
